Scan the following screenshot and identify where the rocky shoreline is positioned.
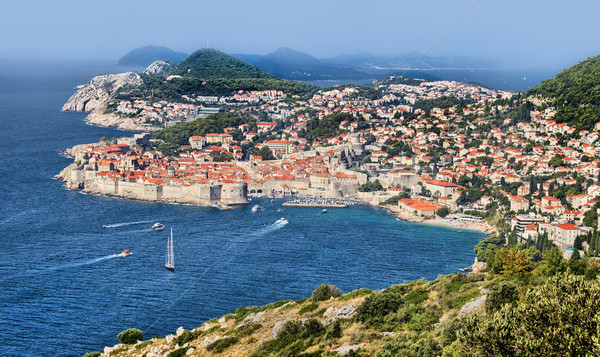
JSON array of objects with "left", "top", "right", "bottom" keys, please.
[{"left": 84, "top": 106, "right": 157, "bottom": 131}]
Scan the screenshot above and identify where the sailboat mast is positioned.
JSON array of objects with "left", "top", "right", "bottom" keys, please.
[{"left": 170, "top": 228, "right": 174, "bottom": 267}]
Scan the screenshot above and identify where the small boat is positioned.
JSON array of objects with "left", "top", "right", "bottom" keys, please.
[
  {"left": 276, "top": 217, "right": 288, "bottom": 224},
  {"left": 322, "top": 209, "right": 327, "bottom": 213},
  {"left": 251, "top": 205, "right": 261, "bottom": 212},
  {"left": 165, "top": 228, "right": 175, "bottom": 271},
  {"left": 277, "top": 208, "right": 282, "bottom": 212},
  {"left": 151, "top": 222, "right": 165, "bottom": 231},
  {"left": 102, "top": 225, "right": 109, "bottom": 228},
  {"left": 120, "top": 250, "right": 132, "bottom": 257},
  {"left": 458, "top": 267, "right": 470, "bottom": 272}
]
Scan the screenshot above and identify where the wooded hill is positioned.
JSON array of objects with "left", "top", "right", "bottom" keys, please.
[{"left": 527, "top": 55, "right": 600, "bottom": 130}]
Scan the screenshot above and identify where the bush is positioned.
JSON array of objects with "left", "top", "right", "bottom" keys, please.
[
  {"left": 311, "top": 283, "right": 342, "bottom": 301},
  {"left": 338, "top": 288, "right": 374, "bottom": 301},
  {"left": 83, "top": 353, "right": 101, "bottom": 357},
  {"left": 173, "top": 329, "right": 198, "bottom": 346},
  {"left": 485, "top": 281, "right": 518, "bottom": 313},
  {"left": 356, "top": 292, "right": 403, "bottom": 325},
  {"left": 326, "top": 321, "right": 342, "bottom": 339},
  {"left": 298, "top": 301, "right": 319, "bottom": 315},
  {"left": 208, "top": 337, "right": 239, "bottom": 353},
  {"left": 461, "top": 273, "right": 600, "bottom": 356},
  {"left": 166, "top": 348, "right": 186, "bottom": 357},
  {"left": 117, "top": 328, "right": 143, "bottom": 344}
]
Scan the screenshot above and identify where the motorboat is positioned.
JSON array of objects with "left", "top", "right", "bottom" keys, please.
[
  {"left": 151, "top": 222, "right": 165, "bottom": 231},
  {"left": 322, "top": 209, "right": 327, "bottom": 213},
  {"left": 120, "top": 250, "right": 132, "bottom": 257},
  {"left": 276, "top": 217, "right": 288, "bottom": 224},
  {"left": 251, "top": 205, "right": 261, "bottom": 212}
]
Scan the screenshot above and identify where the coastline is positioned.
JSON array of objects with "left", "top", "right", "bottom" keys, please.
[
  {"left": 81, "top": 106, "right": 159, "bottom": 132},
  {"left": 375, "top": 203, "right": 497, "bottom": 235}
]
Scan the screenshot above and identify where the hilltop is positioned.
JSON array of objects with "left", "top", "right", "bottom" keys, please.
[
  {"left": 169, "top": 49, "right": 277, "bottom": 79},
  {"left": 527, "top": 55, "right": 600, "bottom": 130},
  {"left": 137, "top": 49, "right": 316, "bottom": 101},
  {"left": 118, "top": 45, "right": 187, "bottom": 67}
]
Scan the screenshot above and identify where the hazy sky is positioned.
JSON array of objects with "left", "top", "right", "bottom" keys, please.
[{"left": 2, "top": 0, "right": 599, "bottom": 67}]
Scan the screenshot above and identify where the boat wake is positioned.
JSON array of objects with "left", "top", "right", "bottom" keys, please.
[
  {"left": 251, "top": 219, "right": 288, "bottom": 237},
  {"left": 44, "top": 254, "right": 123, "bottom": 272},
  {"left": 102, "top": 220, "right": 152, "bottom": 228},
  {"left": 1, "top": 254, "right": 124, "bottom": 282}
]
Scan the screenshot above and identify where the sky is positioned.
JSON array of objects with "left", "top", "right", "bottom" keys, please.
[{"left": 2, "top": 0, "right": 599, "bottom": 68}]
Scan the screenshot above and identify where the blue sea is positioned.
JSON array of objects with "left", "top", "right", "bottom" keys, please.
[{"left": 0, "top": 61, "right": 487, "bottom": 356}]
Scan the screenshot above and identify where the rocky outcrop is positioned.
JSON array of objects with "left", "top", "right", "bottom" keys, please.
[
  {"left": 85, "top": 104, "right": 155, "bottom": 131},
  {"left": 62, "top": 72, "right": 143, "bottom": 112},
  {"left": 143, "top": 60, "right": 173, "bottom": 75},
  {"left": 323, "top": 304, "right": 356, "bottom": 325}
]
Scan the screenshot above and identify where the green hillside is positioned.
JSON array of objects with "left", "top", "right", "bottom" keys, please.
[
  {"left": 527, "top": 55, "right": 600, "bottom": 130},
  {"left": 169, "top": 48, "right": 277, "bottom": 79},
  {"left": 131, "top": 49, "right": 317, "bottom": 100}
]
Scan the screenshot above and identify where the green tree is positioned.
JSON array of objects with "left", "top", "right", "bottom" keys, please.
[
  {"left": 583, "top": 209, "right": 598, "bottom": 228},
  {"left": 437, "top": 206, "right": 450, "bottom": 218}
]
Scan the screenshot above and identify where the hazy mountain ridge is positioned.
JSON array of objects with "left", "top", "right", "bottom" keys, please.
[
  {"left": 234, "top": 47, "right": 372, "bottom": 80},
  {"left": 118, "top": 45, "right": 187, "bottom": 67}
]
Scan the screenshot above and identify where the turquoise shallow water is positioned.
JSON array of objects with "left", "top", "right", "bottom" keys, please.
[{"left": 0, "top": 63, "right": 485, "bottom": 357}]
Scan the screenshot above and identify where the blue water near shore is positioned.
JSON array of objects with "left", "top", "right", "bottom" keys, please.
[{"left": 0, "top": 62, "right": 486, "bottom": 356}]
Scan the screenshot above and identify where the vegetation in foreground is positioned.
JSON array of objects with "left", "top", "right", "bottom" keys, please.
[{"left": 88, "top": 244, "right": 600, "bottom": 356}]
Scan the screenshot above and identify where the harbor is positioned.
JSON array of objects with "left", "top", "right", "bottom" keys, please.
[{"left": 281, "top": 197, "right": 357, "bottom": 208}]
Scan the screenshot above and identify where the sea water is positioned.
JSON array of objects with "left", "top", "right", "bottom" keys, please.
[{"left": 0, "top": 62, "right": 485, "bottom": 356}]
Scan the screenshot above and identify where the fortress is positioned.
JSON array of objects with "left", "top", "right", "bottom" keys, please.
[{"left": 59, "top": 165, "right": 249, "bottom": 208}]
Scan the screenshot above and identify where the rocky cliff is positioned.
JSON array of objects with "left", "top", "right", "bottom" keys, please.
[
  {"left": 62, "top": 72, "right": 143, "bottom": 112},
  {"left": 143, "top": 60, "right": 173, "bottom": 75}
]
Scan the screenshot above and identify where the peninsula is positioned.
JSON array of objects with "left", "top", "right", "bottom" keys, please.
[{"left": 61, "top": 50, "right": 600, "bottom": 256}]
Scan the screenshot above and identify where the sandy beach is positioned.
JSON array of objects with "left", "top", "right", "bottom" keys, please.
[{"left": 380, "top": 204, "right": 497, "bottom": 235}]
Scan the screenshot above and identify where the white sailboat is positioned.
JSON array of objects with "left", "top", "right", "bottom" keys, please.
[{"left": 165, "top": 228, "right": 175, "bottom": 271}]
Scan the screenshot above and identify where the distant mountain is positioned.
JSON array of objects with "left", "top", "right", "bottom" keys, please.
[
  {"left": 527, "top": 55, "right": 600, "bottom": 130},
  {"left": 169, "top": 48, "right": 277, "bottom": 79},
  {"left": 234, "top": 47, "right": 371, "bottom": 80},
  {"left": 118, "top": 45, "right": 187, "bottom": 67},
  {"left": 324, "top": 51, "right": 497, "bottom": 71}
]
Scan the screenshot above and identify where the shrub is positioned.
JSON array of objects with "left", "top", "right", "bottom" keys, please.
[
  {"left": 208, "top": 337, "right": 239, "bottom": 353},
  {"left": 83, "top": 353, "right": 101, "bottom": 357},
  {"left": 461, "top": 273, "right": 600, "bottom": 356},
  {"left": 312, "top": 283, "right": 342, "bottom": 301},
  {"left": 338, "top": 288, "right": 374, "bottom": 301},
  {"left": 326, "top": 321, "right": 342, "bottom": 339},
  {"left": 228, "top": 323, "right": 262, "bottom": 338},
  {"left": 356, "top": 292, "right": 403, "bottom": 325},
  {"left": 298, "top": 302, "right": 319, "bottom": 315},
  {"left": 485, "top": 281, "right": 518, "bottom": 313},
  {"left": 166, "top": 348, "right": 186, "bottom": 357},
  {"left": 117, "top": 328, "right": 143, "bottom": 344},
  {"left": 173, "top": 329, "right": 198, "bottom": 346}
]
